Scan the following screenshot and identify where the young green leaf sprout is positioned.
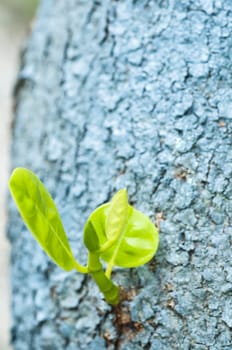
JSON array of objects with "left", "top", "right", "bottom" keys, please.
[{"left": 9, "top": 168, "right": 159, "bottom": 305}]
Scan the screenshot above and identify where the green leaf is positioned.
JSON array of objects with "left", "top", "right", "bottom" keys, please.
[
  {"left": 84, "top": 192, "right": 159, "bottom": 269},
  {"left": 83, "top": 219, "right": 100, "bottom": 252},
  {"left": 9, "top": 167, "right": 77, "bottom": 271},
  {"left": 83, "top": 189, "right": 128, "bottom": 254},
  {"left": 105, "top": 188, "right": 128, "bottom": 242},
  {"left": 103, "top": 205, "right": 159, "bottom": 268}
]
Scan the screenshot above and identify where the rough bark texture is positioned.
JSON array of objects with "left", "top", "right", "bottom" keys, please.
[{"left": 8, "top": 0, "right": 232, "bottom": 349}]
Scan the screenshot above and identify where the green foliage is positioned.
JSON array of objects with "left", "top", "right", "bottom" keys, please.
[
  {"left": 105, "top": 188, "right": 128, "bottom": 242},
  {"left": 9, "top": 168, "right": 87, "bottom": 273},
  {"left": 84, "top": 193, "right": 159, "bottom": 278},
  {"left": 9, "top": 167, "right": 159, "bottom": 305}
]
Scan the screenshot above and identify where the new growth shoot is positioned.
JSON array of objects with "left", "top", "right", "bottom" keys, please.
[{"left": 9, "top": 168, "right": 159, "bottom": 305}]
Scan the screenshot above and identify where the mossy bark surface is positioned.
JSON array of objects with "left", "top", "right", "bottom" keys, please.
[{"left": 9, "top": 1, "right": 232, "bottom": 349}]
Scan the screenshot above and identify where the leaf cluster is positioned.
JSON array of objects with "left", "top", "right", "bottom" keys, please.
[{"left": 9, "top": 168, "right": 159, "bottom": 304}]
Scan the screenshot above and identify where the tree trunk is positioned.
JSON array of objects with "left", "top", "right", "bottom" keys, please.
[{"left": 8, "top": 1, "right": 232, "bottom": 349}]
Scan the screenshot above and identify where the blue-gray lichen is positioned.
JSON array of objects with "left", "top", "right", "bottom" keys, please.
[{"left": 8, "top": 0, "right": 232, "bottom": 349}]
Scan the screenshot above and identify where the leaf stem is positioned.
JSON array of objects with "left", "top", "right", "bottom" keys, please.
[
  {"left": 105, "top": 261, "right": 114, "bottom": 279},
  {"left": 73, "top": 261, "right": 88, "bottom": 274},
  {"left": 87, "top": 252, "right": 120, "bottom": 305},
  {"left": 97, "top": 237, "right": 117, "bottom": 253}
]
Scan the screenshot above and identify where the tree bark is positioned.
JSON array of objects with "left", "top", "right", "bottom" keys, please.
[{"left": 8, "top": 1, "right": 232, "bottom": 349}]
